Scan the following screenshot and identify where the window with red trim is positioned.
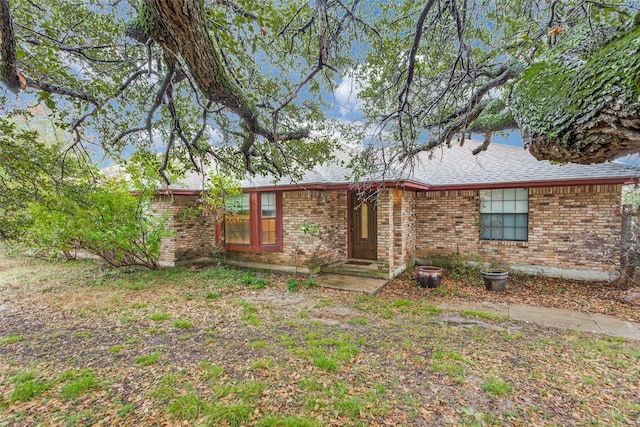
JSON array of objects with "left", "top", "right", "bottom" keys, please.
[{"left": 224, "top": 192, "right": 282, "bottom": 252}]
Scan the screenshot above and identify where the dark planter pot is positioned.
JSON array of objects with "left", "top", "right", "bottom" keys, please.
[
  {"left": 416, "top": 266, "right": 443, "bottom": 288},
  {"left": 481, "top": 270, "right": 508, "bottom": 292}
]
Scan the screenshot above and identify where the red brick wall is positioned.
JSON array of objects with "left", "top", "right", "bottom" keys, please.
[
  {"left": 414, "top": 185, "right": 622, "bottom": 273},
  {"left": 154, "top": 184, "right": 623, "bottom": 278},
  {"left": 377, "top": 189, "right": 416, "bottom": 275},
  {"left": 152, "top": 194, "right": 217, "bottom": 266}
]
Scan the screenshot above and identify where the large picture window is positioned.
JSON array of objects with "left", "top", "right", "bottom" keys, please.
[
  {"left": 480, "top": 188, "right": 528, "bottom": 241},
  {"left": 224, "top": 192, "right": 282, "bottom": 251}
]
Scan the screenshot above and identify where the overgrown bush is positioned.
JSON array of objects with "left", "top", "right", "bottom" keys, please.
[{"left": 0, "top": 116, "right": 173, "bottom": 268}]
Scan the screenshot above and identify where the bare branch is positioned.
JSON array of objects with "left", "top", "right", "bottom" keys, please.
[{"left": 26, "top": 77, "right": 99, "bottom": 105}]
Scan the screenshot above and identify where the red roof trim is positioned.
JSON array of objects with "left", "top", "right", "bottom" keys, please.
[
  {"left": 152, "top": 176, "right": 637, "bottom": 196},
  {"left": 426, "top": 177, "right": 638, "bottom": 191}
]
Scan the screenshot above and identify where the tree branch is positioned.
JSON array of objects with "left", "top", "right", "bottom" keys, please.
[{"left": 0, "top": 0, "right": 21, "bottom": 92}]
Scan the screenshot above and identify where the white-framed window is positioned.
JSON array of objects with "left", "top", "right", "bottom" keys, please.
[{"left": 480, "top": 188, "right": 528, "bottom": 241}]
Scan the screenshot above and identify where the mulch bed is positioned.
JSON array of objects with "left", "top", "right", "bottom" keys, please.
[{"left": 380, "top": 268, "right": 640, "bottom": 323}]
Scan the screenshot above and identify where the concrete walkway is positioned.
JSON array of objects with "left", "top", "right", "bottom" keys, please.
[
  {"left": 437, "top": 301, "right": 640, "bottom": 341},
  {"left": 314, "top": 273, "right": 640, "bottom": 341},
  {"left": 315, "top": 273, "right": 388, "bottom": 294}
]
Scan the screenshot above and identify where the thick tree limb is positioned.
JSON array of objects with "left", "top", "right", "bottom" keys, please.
[
  {"left": 0, "top": 0, "right": 20, "bottom": 92},
  {"left": 138, "top": 0, "right": 310, "bottom": 156}
]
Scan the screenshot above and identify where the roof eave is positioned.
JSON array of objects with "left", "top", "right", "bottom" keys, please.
[{"left": 426, "top": 177, "right": 639, "bottom": 191}]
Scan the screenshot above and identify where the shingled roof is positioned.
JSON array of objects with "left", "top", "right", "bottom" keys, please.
[{"left": 168, "top": 140, "right": 640, "bottom": 192}]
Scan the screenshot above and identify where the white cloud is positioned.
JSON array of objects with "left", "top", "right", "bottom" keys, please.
[{"left": 334, "top": 70, "right": 365, "bottom": 119}]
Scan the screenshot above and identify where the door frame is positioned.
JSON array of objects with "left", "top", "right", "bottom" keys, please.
[{"left": 348, "top": 191, "right": 378, "bottom": 260}]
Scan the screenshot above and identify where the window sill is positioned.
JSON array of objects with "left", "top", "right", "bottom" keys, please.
[
  {"left": 225, "top": 245, "right": 283, "bottom": 253},
  {"left": 480, "top": 240, "right": 529, "bottom": 248}
]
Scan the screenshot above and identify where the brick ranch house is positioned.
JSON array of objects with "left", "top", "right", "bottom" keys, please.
[{"left": 152, "top": 140, "right": 640, "bottom": 281}]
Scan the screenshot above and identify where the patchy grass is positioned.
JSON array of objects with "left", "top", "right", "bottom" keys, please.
[
  {"left": 133, "top": 352, "right": 161, "bottom": 367},
  {"left": 482, "top": 378, "right": 514, "bottom": 396},
  {"left": 459, "top": 309, "right": 503, "bottom": 320},
  {"left": 1, "top": 253, "right": 639, "bottom": 426},
  {"left": 148, "top": 312, "right": 171, "bottom": 321},
  {"left": 0, "top": 334, "right": 24, "bottom": 344},
  {"left": 8, "top": 371, "right": 51, "bottom": 403},
  {"left": 60, "top": 370, "right": 101, "bottom": 399},
  {"left": 172, "top": 319, "right": 194, "bottom": 329}
]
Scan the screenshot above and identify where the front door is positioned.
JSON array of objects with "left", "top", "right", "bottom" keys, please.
[{"left": 350, "top": 193, "right": 377, "bottom": 260}]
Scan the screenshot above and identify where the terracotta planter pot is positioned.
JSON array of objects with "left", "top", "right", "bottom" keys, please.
[
  {"left": 416, "top": 266, "right": 443, "bottom": 288},
  {"left": 481, "top": 270, "right": 508, "bottom": 292}
]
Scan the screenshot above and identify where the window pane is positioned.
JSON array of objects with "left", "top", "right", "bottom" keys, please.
[
  {"left": 261, "top": 218, "right": 276, "bottom": 245},
  {"left": 261, "top": 193, "right": 276, "bottom": 217},
  {"left": 515, "top": 188, "right": 528, "bottom": 201},
  {"left": 492, "top": 226, "right": 503, "bottom": 239},
  {"left": 515, "top": 227, "right": 528, "bottom": 241},
  {"left": 490, "top": 201, "right": 503, "bottom": 213},
  {"left": 503, "top": 201, "right": 516, "bottom": 214},
  {"left": 227, "top": 194, "right": 249, "bottom": 215},
  {"left": 503, "top": 227, "right": 516, "bottom": 240},
  {"left": 515, "top": 214, "right": 528, "bottom": 227},
  {"left": 226, "top": 194, "right": 250, "bottom": 245},
  {"left": 260, "top": 193, "right": 277, "bottom": 246},
  {"left": 503, "top": 188, "right": 516, "bottom": 201},
  {"left": 479, "top": 191, "right": 491, "bottom": 212},
  {"left": 481, "top": 227, "right": 492, "bottom": 239},
  {"left": 225, "top": 217, "right": 250, "bottom": 245},
  {"left": 503, "top": 215, "right": 515, "bottom": 227},
  {"left": 361, "top": 203, "right": 369, "bottom": 239},
  {"left": 515, "top": 200, "right": 528, "bottom": 213}
]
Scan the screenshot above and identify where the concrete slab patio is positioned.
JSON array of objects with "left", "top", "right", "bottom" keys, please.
[
  {"left": 315, "top": 273, "right": 388, "bottom": 295},
  {"left": 437, "top": 301, "right": 640, "bottom": 341}
]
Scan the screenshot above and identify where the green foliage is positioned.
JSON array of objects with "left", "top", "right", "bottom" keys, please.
[
  {"left": 297, "top": 222, "right": 321, "bottom": 238},
  {"left": 286, "top": 278, "right": 300, "bottom": 292},
  {"left": 238, "top": 273, "right": 271, "bottom": 289},
  {"left": 512, "top": 24, "right": 640, "bottom": 144},
  {"left": 0, "top": 117, "right": 174, "bottom": 269}
]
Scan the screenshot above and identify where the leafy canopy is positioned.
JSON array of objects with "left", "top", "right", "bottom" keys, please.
[{"left": 0, "top": 0, "right": 638, "bottom": 180}]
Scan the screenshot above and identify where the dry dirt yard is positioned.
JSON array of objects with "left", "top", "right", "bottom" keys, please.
[{"left": 1, "top": 254, "right": 639, "bottom": 426}]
